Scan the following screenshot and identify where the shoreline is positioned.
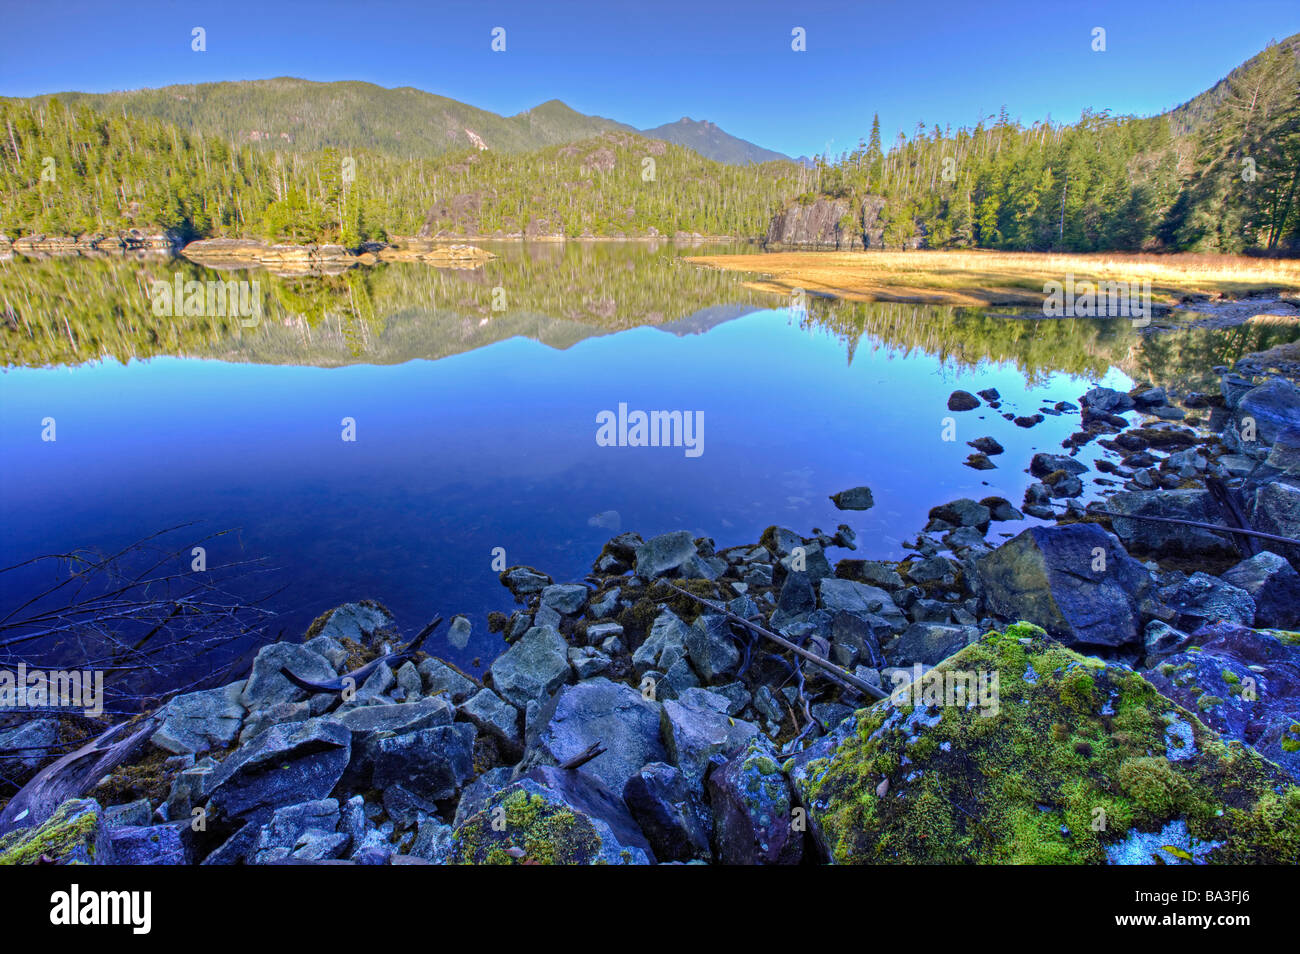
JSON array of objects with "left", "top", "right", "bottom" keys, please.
[{"left": 2, "top": 351, "right": 1297, "bottom": 865}]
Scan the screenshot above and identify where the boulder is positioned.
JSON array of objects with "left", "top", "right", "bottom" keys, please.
[
  {"left": 450, "top": 766, "right": 655, "bottom": 865},
  {"left": 239, "top": 642, "right": 337, "bottom": 710},
  {"left": 459, "top": 688, "right": 522, "bottom": 754},
  {"left": 623, "top": 762, "right": 711, "bottom": 862},
  {"left": 632, "top": 610, "right": 691, "bottom": 674},
  {"left": 308, "top": 601, "right": 396, "bottom": 649},
  {"left": 818, "top": 578, "right": 906, "bottom": 630},
  {"left": 489, "top": 625, "right": 570, "bottom": 709},
  {"left": 0, "top": 798, "right": 108, "bottom": 865},
  {"left": 788, "top": 622, "right": 1300, "bottom": 863},
  {"left": 947, "top": 390, "right": 980, "bottom": 411},
  {"left": 371, "top": 724, "right": 476, "bottom": 803},
  {"left": 634, "top": 531, "right": 698, "bottom": 578},
  {"left": 1143, "top": 623, "right": 1300, "bottom": 782},
  {"left": 889, "top": 622, "right": 979, "bottom": 666},
  {"left": 928, "top": 498, "right": 991, "bottom": 530},
  {"left": 973, "top": 524, "right": 1152, "bottom": 647},
  {"left": 204, "top": 718, "right": 351, "bottom": 825},
  {"left": 685, "top": 614, "right": 740, "bottom": 682},
  {"left": 521, "top": 678, "right": 665, "bottom": 795},
  {"left": 418, "top": 658, "right": 478, "bottom": 703},
  {"left": 107, "top": 823, "right": 190, "bottom": 865},
  {"left": 499, "top": 565, "right": 553, "bottom": 600},
  {"left": 1030, "top": 453, "right": 1088, "bottom": 478},
  {"left": 1234, "top": 377, "right": 1300, "bottom": 448},
  {"left": 661, "top": 695, "right": 761, "bottom": 783},
  {"left": 830, "top": 486, "right": 875, "bottom": 510},
  {"left": 1221, "top": 551, "right": 1300, "bottom": 628},
  {"left": 151, "top": 682, "right": 247, "bottom": 755},
  {"left": 1106, "top": 489, "right": 1239, "bottom": 559},
  {"left": 540, "top": 583, "right": 589, "bottom": 616},
  {"left": 1158, "top": 573, "right": 1255, "bottom": 631},
  {"left": 709, "top": 741, "right": 802, "bottom": 865}
]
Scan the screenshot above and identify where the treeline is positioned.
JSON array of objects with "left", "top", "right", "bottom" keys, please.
[
  {"left": 0, "top": 99, "right": 801, "bottom": 242},
  {"left": 810, "top": 37, "right": 1300, "bottom": 254}
]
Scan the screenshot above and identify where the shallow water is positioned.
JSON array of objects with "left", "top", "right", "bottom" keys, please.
[{"left": 1, "top": 242, "right": 1293, "bottom": 679}]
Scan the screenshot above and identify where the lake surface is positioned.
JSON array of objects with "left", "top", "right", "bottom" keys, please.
[{"left": 2, "top": 242, "right": 1294, "bottom": 683}]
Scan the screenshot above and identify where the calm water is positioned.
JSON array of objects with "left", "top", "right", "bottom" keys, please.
[{"left": 1, "top": 242, "right": 1293, "bottom": 679}]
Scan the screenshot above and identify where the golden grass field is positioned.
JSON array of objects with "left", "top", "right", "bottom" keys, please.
[{"left": 683, "top": 249, "right": 1300, "bottom": 307}]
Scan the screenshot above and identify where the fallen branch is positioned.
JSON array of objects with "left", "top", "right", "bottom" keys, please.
[
  {"left": 1084, "top": 506, "right": 1300, "bottom": 548},
  {"left": 558, "top": 741, "right": 606, "bottom": 771},
  {"left": 666, "top": 582, "right": 888, "bottom": 701}
]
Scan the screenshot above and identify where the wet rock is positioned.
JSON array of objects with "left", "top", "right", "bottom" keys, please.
[
  {"left": 829, "top": 486, "right": 875, "bottom": 510},
  {"left": 489, "top": 625, "right": 571, "bottom": 708},
  {"left": 309, "top": 602, "right": 396, "bottom": 649},
  {"left": 521, "top": 678, "right": 665, "bottom": 796},
  {"left": 1106, "top": 489, "right": 1239, "bottom": 559},
  {"left": 965, "top": 453, "right": 997, "bottom": 470},
  {"left": 623, "top": 762, "right": 711, "bottom": 862},
  {"left": 929, "top": 498, "right": 992, "bottom": 531},
  {"left": 947, "top": 390, "right": 980, "bottom": 411},
  {"left": 973, "top": 524, "right": 1152, "bottom": 647},
  {"left": 1221, "top": 551, "right": 1300, "bottom": 628},
  {"left": 1084, "top": 386, "right": 1136, "bottom": 413},
  {"left": 1030, "top": 453, "right": 1088, "bottom": 478},
  {"left": 969, "top": 436, "right": 1004, "bottom": 455},
  {"left": 709, "top": 741, "right": 802, "bottom": 865}
]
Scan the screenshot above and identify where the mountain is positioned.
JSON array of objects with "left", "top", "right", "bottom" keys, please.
[
  {"left": 26, "top": 77, "right": 786, "bottom": 164},
  {"left": 641, "top": 117, "right": 790, "bottom": 165}
]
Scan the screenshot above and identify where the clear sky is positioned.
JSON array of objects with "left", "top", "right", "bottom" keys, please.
[{"left": 0, "top": 0, "right": 1295, "bottom": 158}]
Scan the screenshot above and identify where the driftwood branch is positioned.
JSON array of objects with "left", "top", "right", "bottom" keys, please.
[
  {"left": 558, "top": 741, "right": 607, "bottom": 770},
  {"left": 666, "top": 582, "right": 888, "bottom": 700},
  {"left": 1086, "top": 506, "right": 1300, "bottom": 548}
]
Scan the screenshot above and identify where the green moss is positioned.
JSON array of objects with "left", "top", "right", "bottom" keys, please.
[
  {"left": 1221, "top": 670, "right": 1240, "bottom": 685},
  {"left": 788, "top": 621, "right": 1300, "bottom": 864},
  {"left": 0, "top": 799, "right": 103, "bottom": 865},
  {"left": 451, "top": 787, "right": 605, "bottom": 865}
]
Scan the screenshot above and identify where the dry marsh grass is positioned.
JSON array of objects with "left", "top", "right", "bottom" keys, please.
[{"left": 684, "top": 249, "right": 1300, "bottom": 306}]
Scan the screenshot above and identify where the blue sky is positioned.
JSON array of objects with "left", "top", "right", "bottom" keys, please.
[{"left": 1, "top": 0, "right": 1295, "bottom": 158}]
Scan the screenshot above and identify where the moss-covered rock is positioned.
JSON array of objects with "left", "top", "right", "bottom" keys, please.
[
  {"left": 788, "top": 622, "right": 1300, "bottom": 864},
  {"left": 0, "top": 798, "right": 108, "bottom": 865},
  {"left": 449, "top": 769, "right": 653, "bottom": 865}
]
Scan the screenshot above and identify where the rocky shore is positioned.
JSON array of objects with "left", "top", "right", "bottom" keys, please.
[{"left": 2, "top": 354, "right": 1299, "bottom": 865}]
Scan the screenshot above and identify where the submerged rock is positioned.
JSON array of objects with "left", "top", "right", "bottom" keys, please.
[{"left": 788, "top": 623, "right": 1300, "bottom": 863}]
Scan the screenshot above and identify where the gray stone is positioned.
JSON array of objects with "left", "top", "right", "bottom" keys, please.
[
  {"left": 1160, "top": 573, "right": 1256, "bottom": 632},
  {"left": 521, "top": 678, "right": 665, "bottom": 795},
  {"left": 500, "top": 565, "right": 552, "bottom": 599},
  {"left": 708, "top": 741, "right": 801, "bottom": 865},
  {"left": 205, "top": 719, "right": 351, "bottom": 825},
  {"left": 818, "top": 578, "right": 906, "bottom": 630},
  {"left": 108, "top": 823, "right": 189, "bottom": 865},
  {"left": 632, "top": 609, "right": 690, "bottom": 674},
  {"left": 661, "top": 695, "right": 760, "bottom": 783},
  {"left": 336, "top": 697, "right": 453, "bottom": 735},
  {"left": 889, "top": 622, "right": 979, "bottom": 666},
  {"left": 540, "top": 583, "right": 589, "bottom": 616},
  {"left": 239, "top": 643, "right": 337, "bottom": 710},
  {"left": 418, "top": 658, "right": 478, "bottom": 703},
  {"left": 371, "top": 724, "right": 477, "bottom": 802},
  {"left": 489, "top": 625, "right": 571, "bottom": 708},
  {"left": 1221, "top": 551, "right": 1300, "bottom": 629},
  {"left": 829, "top": 486, "right": 875, "bottom": 510},
  {"left": 685, "top": 613, "right": 741, "bottom": 682},
  {"left": 634, "top": 531, "right": 698, "bottom": 579},
  {"left": 459, "top": 688, "right": 521, "bottom": 752},
  {"left": 310, "top": 602, "right": 396, "bottom": 649}
]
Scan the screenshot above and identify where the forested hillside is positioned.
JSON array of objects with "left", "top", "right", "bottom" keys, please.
[
  {"left": 0, "top": 100, "right": 804, "bottom": 241},
  {"left": 2, "top": 34, "right": 1297, "bottom": 251},
  {"left": 804, "top": 34, "right": 1300, "bottom": 253}
]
